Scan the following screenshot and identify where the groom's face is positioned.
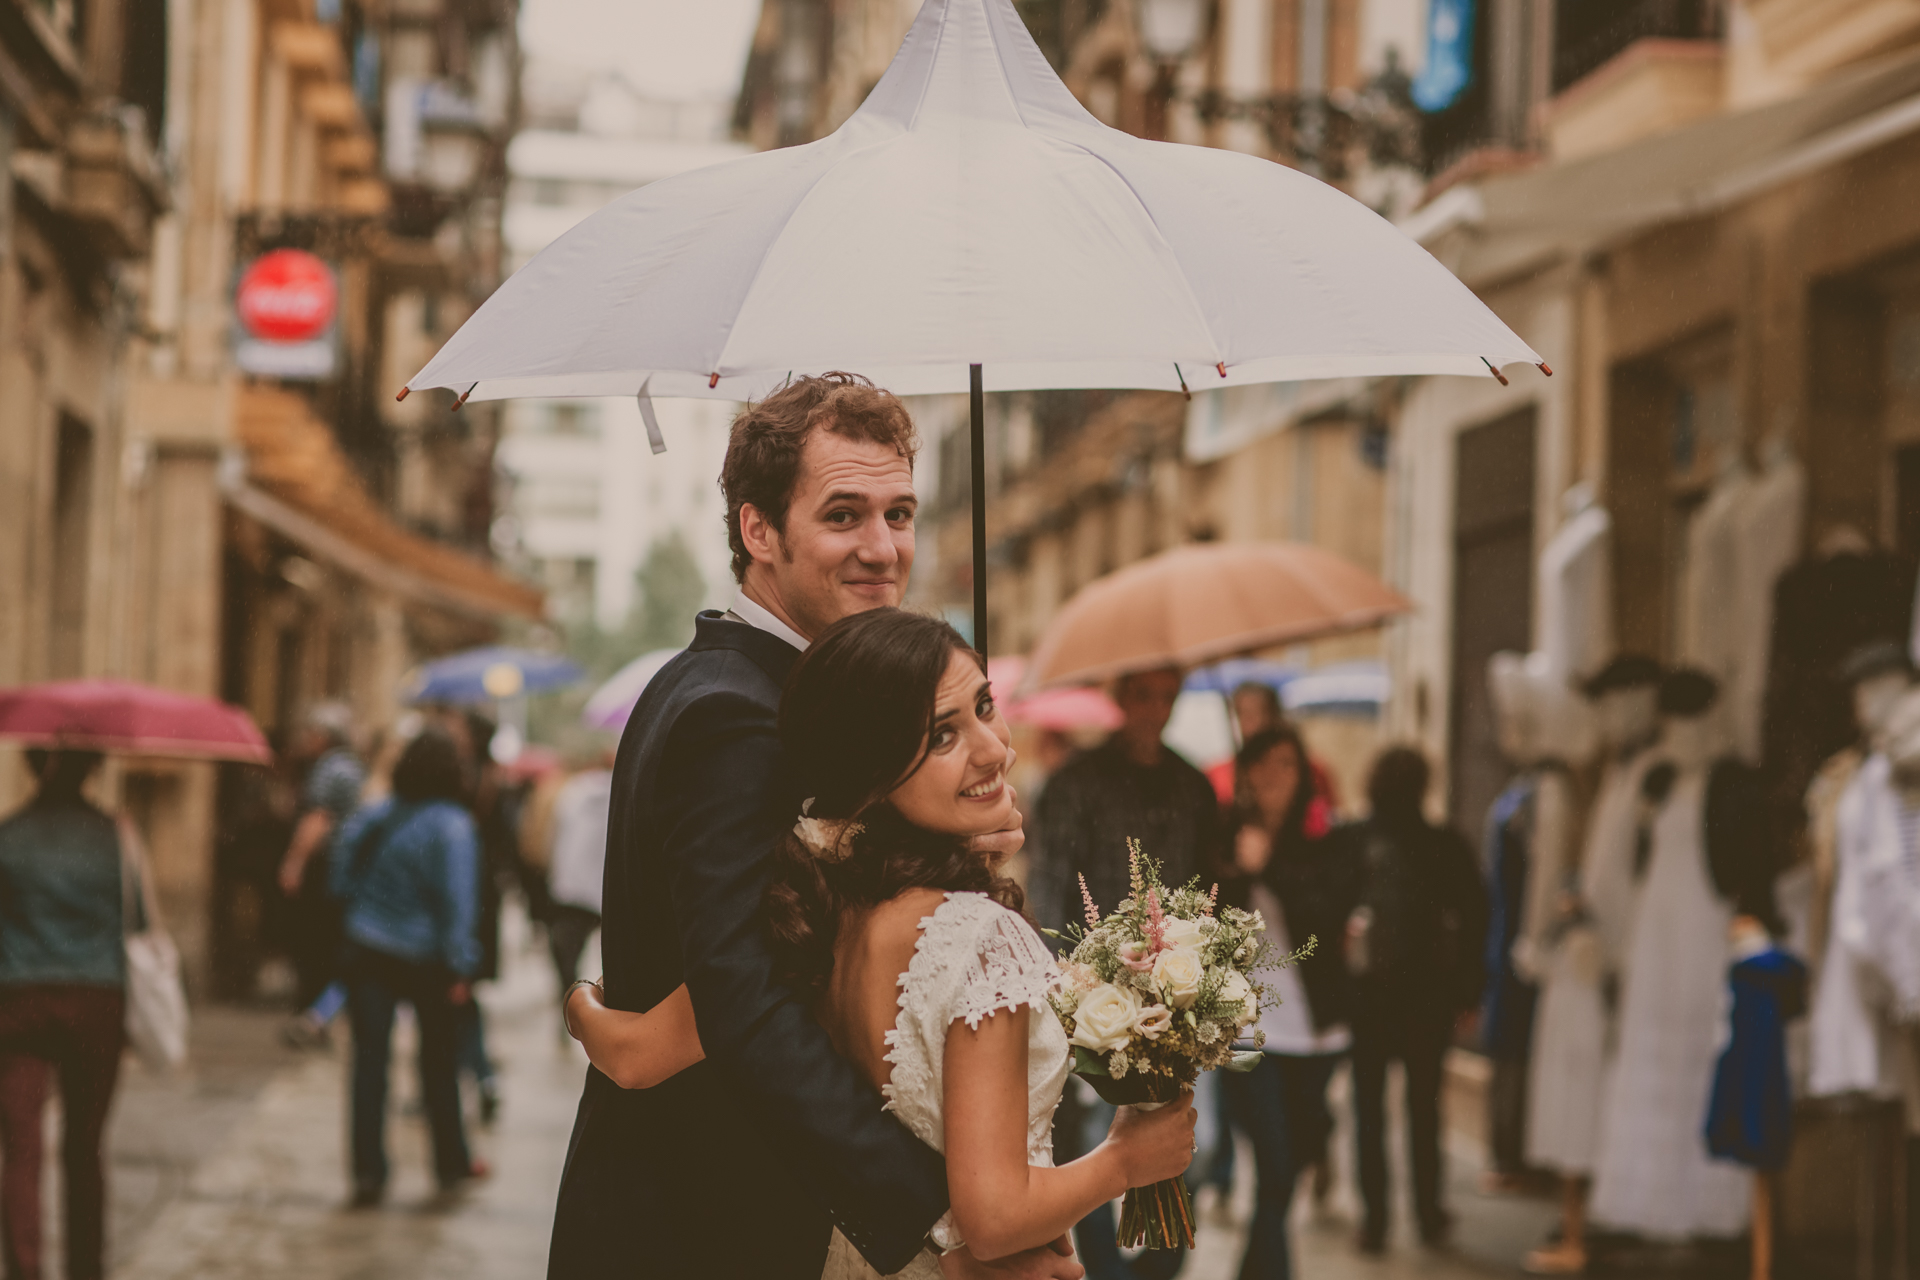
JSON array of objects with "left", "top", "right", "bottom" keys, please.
[{"left": 760, "top": 430, "right": 917, "bottom": 638}]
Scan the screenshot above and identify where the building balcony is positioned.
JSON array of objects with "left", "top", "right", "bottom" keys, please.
[
  {"left": 61, "top": 108, "right": 169, "bottom": 258},
  {"left": 1545, "top": 38, "right": 1725, "bottom": 162},
  {"left": 1744, "top": 0, "right": 1920, "bottom": 86}
]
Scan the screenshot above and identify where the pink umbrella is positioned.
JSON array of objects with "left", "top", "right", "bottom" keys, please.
[
  {"left": 0, "top": 680, "right": 273, "bottom": 765},
  {"left": 990, "top": 657, "right": 1123, "bottom": 733}
]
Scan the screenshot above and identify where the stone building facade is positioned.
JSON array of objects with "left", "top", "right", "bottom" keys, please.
[{"left": 0, "top": 0, "right": 538, "bottom": 991}]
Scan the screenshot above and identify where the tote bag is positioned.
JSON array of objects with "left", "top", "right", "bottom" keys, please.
[{"left": 118, "top": 818, "right": 189, "bottom": 1070}]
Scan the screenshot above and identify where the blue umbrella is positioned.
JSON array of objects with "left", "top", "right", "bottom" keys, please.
[
  {"left": 1182, "top": 659, "right": 1300, "bottom": 697},
  {"left": 403, "top": 646, "right": 585, "bottom": 706},
  {"left": 1282, "top": 661, "right": 1388, "bottom": 717}
]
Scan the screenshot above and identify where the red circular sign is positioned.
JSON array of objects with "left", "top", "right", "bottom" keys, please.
[{"left": 236, "top": 249, "right": 338, "bottom": 343}]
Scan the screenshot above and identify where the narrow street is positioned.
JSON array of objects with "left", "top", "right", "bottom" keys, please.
[{"left": 84, "top": 904, "right": 1553, "bottom": 1280}]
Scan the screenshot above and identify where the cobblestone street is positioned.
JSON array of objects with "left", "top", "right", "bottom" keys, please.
[{"left": 84, "top": 909, "right": 1552, "bottom": 1280}]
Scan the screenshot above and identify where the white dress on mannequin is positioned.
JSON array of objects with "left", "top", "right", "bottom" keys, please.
[
  {"left": 1525, "top": 744, "right": 1654, "bottom": 1174},
  {"left": 1590, "top": 764, "right": 1749, "bottom": 1239},
  {"left": 1808, "top": 754, "right": 1898, "bottom": 1096}
]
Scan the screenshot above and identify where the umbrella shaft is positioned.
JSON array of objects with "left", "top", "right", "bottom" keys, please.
[{"left": 971, "top": 364, "right": 988, "bottom": 661}]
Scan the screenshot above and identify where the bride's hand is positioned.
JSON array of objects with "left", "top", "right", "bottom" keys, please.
[{"left": 1100, "top": 1091, "right": 1197, "bottom": 1187}]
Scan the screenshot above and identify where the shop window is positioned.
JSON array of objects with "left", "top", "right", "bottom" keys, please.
[{"left": 1448, "top": 405, "right": 1536, "bottom": 838}]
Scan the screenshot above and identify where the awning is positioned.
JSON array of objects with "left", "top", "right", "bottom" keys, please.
[
  {"left": 228, "top": 387, "right": 544, "bottom": 620},
  {"left": 1406, "top": 47, "right": 1920, "bottom": 287}
]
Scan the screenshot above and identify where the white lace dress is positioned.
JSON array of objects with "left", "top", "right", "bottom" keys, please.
[{"left": 822, "top": 892, "right": 1071, "bottom": 1280}]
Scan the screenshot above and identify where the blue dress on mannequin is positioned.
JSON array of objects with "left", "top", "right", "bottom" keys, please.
[{"left": 1704, "top": 945, "right": 1808, "bottom": 1171}]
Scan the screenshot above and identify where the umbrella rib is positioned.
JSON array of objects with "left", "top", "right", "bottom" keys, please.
[
  {"left": 708, "top": 131, "right": 917, "bottom": 379},
  {"left": 1068, "top": 147, "right": 1227, "bottom": 366},
  {"left": 901, "top": 1, "right": 955, "bottom": 133}
]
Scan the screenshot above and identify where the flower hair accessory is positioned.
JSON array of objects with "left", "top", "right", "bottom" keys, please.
[{"left": 793, "top": 798, "right": 863, "bottom": 863}]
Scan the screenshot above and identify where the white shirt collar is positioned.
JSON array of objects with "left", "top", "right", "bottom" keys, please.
[{"left": 729, "top": 591, "right": 810, "bottom": 652}]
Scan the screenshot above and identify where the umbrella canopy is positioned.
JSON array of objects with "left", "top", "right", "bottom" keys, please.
[
  {"left": 404, "top": 0, "right": 1540, "bottom": 406},
  {"left": 581, "top": 649, "right": 682, "bottom": 731},
  {"left": 1284, "top": 660, "right": 1389, "bottom": 716},
  {"left": 0, "top": 680, "right": 272, "bottom": 764},
  {"left": 403, "top": 646, "right": 585, "bottom": 706},
  {"left": 1027, "top": 541, "right": 1412, "bottom": 689},
  {"left": 990, "top": 656, "right": 1122, "bottom": 732},
  {"left": 1183, "top": 658, "right": 1299, "bottom": 697}
]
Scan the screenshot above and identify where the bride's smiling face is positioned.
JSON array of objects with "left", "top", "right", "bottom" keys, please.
[{"left": 887, "top": 648, "right": 1013, "bottom": 838}]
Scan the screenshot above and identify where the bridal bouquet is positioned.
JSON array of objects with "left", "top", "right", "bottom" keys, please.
[{"left": 1048, "top": 841, "right": 1312, "bottom": 1250}]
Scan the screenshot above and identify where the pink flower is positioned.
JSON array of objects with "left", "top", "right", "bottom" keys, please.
[
  {"left": 1078, "top": 874, "right": 1100, "bottom": 929},
  {"left": 1145, "top": 889, "right": 1167, "bottom": 954}
]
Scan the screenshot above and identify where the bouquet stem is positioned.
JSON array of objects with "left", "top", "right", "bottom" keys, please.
[{"left": 1116, "top": 1177, "right": 1195, "bottom": 1251}]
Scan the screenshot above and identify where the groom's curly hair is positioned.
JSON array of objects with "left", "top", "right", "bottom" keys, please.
[
  {"left": 721, "top": 373, "right": 919, "bottom": 585},
  {"left": 765, "top": 608, "right": 1025, "bottom": 1000}
]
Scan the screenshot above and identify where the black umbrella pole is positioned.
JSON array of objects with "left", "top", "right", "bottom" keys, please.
[{"left": 970, "top": 364, "right": 988, "bottom": 660}]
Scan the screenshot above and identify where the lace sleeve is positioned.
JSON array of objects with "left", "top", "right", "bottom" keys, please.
[{"left": 945, "top": 898, "right": 1061, "bottom": 1031}]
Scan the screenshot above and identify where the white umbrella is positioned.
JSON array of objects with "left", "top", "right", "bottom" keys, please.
[{"left": 404, "top": 0, "right": 1545, "bottom": 646}]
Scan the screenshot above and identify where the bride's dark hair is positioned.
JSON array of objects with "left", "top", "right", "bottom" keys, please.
[{"left": 766, "top": 608, "right": 1024, "bottom": 999}]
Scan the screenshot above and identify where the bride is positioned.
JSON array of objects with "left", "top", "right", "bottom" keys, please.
[{"left": 565, "top": 607, "right": 1196, "bottom": 1277}]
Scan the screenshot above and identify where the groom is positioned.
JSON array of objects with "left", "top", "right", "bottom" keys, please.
[{"left": 549, "top": 374, "right": 1079, "bottom": 1280}]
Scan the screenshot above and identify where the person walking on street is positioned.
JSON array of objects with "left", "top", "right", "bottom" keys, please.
[
  {"left": 332, "top": 728, "right": 487, "bottom": 1206},
  {"left": 1215, "top": 726, "right": 1361, "bottom": 1280},
  {"left": 546, "top": 755, "right": 611, "bottom": 1039},
  {"left": 0, "top": 750, "right": 135, "bottom": 1280},
  {"left": 1029, "top": 666, "right": 1223, "bottom": 1280},
  {"left": 1345, "top": 747, "right": 1488, "bottom": 1255},
  {"left": 277, "top": 704, "right": 365, "bottom": 1046}
]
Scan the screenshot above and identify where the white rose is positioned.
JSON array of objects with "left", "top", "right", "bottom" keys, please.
[
  {"left": 1161, "top": 917, "right": 1205, "bottom": 953},
  {"left": 1071, "top": 983, "right": 1144, "bottom": 1052},
  {"left": 1219, "top": 970, "right": 1256, "bottom": 1022},
  {"left": 1152, "top": 947, "right": 1205, "bottom": 1008}
]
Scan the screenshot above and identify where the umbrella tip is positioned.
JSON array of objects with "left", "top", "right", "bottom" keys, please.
[
  {"left": 395, "top": 386, "right": 411, "bottom": 402},
  {"left": 1537, "top": 362, "right": 1554, "bottom": 377},
  {"left": 709, "top": 372, "right": 720, "bottom": 389},
  {"left": 453, "top": 382, "right": 477, "bottom": 411},
  {"left": 1216, "top": 362, "right": 1227, "bottom": 379},
  {"left": 1482, "top": 357, "right": 1511, "bottom": 387}
]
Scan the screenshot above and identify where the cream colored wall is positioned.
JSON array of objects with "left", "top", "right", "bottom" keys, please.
[{"left": 1382, "top": 278, "right": 1576, "bottom": 815}]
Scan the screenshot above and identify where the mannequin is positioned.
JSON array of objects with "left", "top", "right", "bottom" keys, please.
[
  {"left": 1590, "top": 670, "right": 1755, "bottom": 1241},
  {"left": 1807, "top": 642, "right": 1912, "bottom": 1099},
  {"left": 1705, "top": 913, "right": 1807, "bottom": 1280},
  {"left": 1854, "top": 690, "right": 1920, "bottom": 1024},
  {"left": 1521, "top": 654, "right": 1662, "bottom": 1276},
  {"left": 1484, "top": 654, "right": 1595, "bottom": 1189},
  {"left": 1762, "top": 524, "right": 1918, "bottom": 829}
]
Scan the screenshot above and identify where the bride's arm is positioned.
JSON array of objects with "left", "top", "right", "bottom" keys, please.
[
  {"left": 565, "top": 982, "right": 706, "bottom": 1089},
  {"left": 941, "top": 1008, "right": 1195, "bottom": 1262}
]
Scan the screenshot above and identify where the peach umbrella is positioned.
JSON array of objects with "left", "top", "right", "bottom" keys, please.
[{"left": 1026, "top": 542, "right": 1412, "bottom": 689}]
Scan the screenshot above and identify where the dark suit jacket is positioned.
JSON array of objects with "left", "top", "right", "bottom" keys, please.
[{"left": 548, "top": 613, "right": 948, "bottom": 1279}]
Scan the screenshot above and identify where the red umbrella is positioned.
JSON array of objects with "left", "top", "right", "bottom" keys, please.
[
  {"left": 989, "top": 657, "right": 1124, "bottom": 733},
  {"left": 0, "top": 680, "right": 273, "bottom": 764}
]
